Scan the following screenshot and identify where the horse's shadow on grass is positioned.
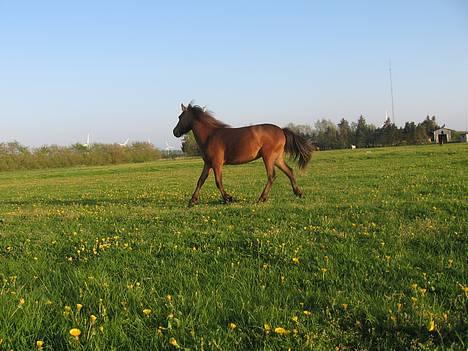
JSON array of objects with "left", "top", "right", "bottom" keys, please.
[
  {"left": 1, "top": 197, "right": 254, "bottom": 209},
  {"left": 202, "top": 198, "right": 251, "bottom": 206},
  {"left": 1, "top": 192, "right": 301, "bottom": 208},
  {"left": 1, "top": 198, "right": 157, "bottom": 207}
]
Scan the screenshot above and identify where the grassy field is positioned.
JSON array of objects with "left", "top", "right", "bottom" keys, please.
[{"left": 0, "top": 144, "right": 466, "bottom": 350}]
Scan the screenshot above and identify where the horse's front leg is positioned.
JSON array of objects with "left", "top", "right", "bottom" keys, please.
[
  {"left": 189, "top": 162, "right": 211, "bottom": 207},
  {"left": 213, "top": 163, "right": 233, "bottom": 203}
]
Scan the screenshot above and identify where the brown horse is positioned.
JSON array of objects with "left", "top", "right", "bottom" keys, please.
[{"left": 173, "top": 103, "right": 314, "bottom": 206}]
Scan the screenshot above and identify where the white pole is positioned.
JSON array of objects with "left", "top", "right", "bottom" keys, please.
[{"left": 389, "top": 60, "right": 395, "bottom": 125}]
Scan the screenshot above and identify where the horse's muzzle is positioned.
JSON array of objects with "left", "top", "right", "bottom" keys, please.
[{"left": 173, "top": 128, "right": 181, "bottom": 138}]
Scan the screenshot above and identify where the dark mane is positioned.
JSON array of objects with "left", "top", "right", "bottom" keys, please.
[{"left": 189, "top": 105, "right": 230, "bottom": 128}]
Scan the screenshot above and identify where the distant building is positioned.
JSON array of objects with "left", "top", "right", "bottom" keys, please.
[
  {"left": 433, "top": 128, "right": 452, "bottom": 144},
  {"left": 460, "top": 133, "right": 468, "bottom": 143}
]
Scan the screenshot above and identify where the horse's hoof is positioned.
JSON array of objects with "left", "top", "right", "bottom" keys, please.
[
  {"left": 257, "top": 197, "right": 267, "bottom": 203},
  {"left": 223, "top": 195, "right": 234, "bottom": 203},
  {"left": 294, "top": 189, "right": 303, "bottom": 198},
  {"left": 188, "top": 199, "right": 199, "bottom": 207}
]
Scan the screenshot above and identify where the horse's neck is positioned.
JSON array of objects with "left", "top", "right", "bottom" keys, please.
[{"left": 192, "top": 121, "right": 216, "bottom": 149}]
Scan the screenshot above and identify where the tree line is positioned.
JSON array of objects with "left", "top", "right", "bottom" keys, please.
[
  {"left": 181, "top": 115, "right": 446, "bottom": 154},
  {"left": 0, "top": 142, "right": 163, "bottom": 172},
  {"left": 286, "top": 115, "right": 442, "bottom": 150},
  {"left": 0, "top": 115, "right": 454, "bottom": 171}
]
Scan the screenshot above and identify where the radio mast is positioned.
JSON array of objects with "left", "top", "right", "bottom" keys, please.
[{"left": 389, "top": 60, "right": 395, "bottom": 125}]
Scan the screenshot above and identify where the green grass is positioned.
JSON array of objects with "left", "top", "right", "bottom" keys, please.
[{"left": 0, "top": 144, "right": 467, "bottom": 350}]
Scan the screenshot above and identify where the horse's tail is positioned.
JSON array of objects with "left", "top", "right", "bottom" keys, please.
[{"left": 282, "top": 128, "right": 314, "bottom": 170}]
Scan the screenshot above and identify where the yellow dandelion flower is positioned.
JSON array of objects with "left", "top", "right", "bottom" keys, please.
[
  {"left": 19, "top": 298, "right": 25, "bottom": 305},
  {"left": 342, "top": 304, "right": 348, "bottom": 310},
  {"left": 99, "top": 325, "right": 104, "bottom": 332},
  {"left": 427, "top": 319, "right": 436, "bottom": 332},
  {"left": 274, "top": 327, "right": 290, "bottom": 336},
  {"left": 76, "top": 304, "right": 83, "bottom": 312},
  {"left": 320, "top": 267, "right": 328, "bottom": 273},
  {"left": 36, "top": 340, "right": 44, "bottom": 349},
  {"left": 303, "top": 310, "right": 312, "bottom": 316},
  {"left": 169, "top": 337, "right": 179, "bottom": 348},
  {"left": 143, "top": 308, "right": 152, "bottom": 316},
  {"left": 166, "top": 295, "right": 173, "bottom": 303},
  {"left": 90, "top": 314, "right": 97, "bottom": 323},
  {"left": 263, "top": 323, "right": 271, "bottom": 332},
  {"left": 292, "top": 257, "right": 300, "bottom": 264},
  {"left": 63, "top": 305, "right": 72, "bottom": 316},
  {"left": 228, "top": 322, "right": 237, "bottom": 330},
  {"left": 69, "top": 328, "right": 81, "bottom": 338},
  {"left": 411, "top": 283, "right": 418, "bottom": 290},
  {"left": 291, "top": 315, "right": 299, "bottom": 323}
]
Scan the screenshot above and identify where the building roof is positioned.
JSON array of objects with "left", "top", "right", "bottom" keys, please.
[{"left": 434, "top": 127, "right": 454, "bottom": 133}]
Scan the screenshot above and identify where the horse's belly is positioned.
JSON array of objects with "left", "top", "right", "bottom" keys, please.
[{"left": 225, "top": 153, "right": 261, "bottom": 165}]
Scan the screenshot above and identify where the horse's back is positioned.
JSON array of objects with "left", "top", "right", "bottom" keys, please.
[{"left": 253, "top": 123, "right": 285, "bottom": 144}]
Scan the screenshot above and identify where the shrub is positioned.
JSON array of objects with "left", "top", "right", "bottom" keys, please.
[{"left": 0, "top": 141, "right": 163, "bottom": 171}]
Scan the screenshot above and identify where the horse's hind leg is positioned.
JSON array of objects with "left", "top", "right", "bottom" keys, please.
[
  {"left": 189, "top": 162, "right": 211, "bottom": 207},
  {"left": 258, "top": 156, "right": 277, "bottom": 203},
  {"left": 213, "top": 163, "right": 233, "bottom": 203},
  {"left": 275, "top": 157, "right": 303, "bottom": 197}
]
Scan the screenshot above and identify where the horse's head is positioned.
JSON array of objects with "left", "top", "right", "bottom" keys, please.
[{"left": 173, "top": 103, "right": 195, "bottom": 137}]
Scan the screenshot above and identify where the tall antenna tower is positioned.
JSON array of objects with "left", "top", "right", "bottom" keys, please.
[{"left": 389, "top": 60, "right": 395, "bottom": 125}]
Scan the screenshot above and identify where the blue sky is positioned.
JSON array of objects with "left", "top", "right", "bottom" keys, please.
[{"left": 1, "top": 0, "right": 467, "bottom": 147}]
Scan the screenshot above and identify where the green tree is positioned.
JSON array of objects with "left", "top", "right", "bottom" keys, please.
[
  {"left": 377, "top": 122, "right": 401, "bottom": 146},
  {"left": 420, "top": 115, "right": 439, "bottom": 141},
  {"left": 403, "top": 122, "right": 417, "bottom": 144},
  {"left": 354, "top": 115, "right": 369, "bottom": 147},
  {"left": 314, "top": 119, "right": 339, "bottom": 149},
  {"left": 337, "top": 118, "right": 352, "bottom": 148},
  {"left": 414, "top": 125, "right": 429, "bottom": 144},
  {"left": 284, "top": 123, "right": 314, "bottom": 138},
  {"left": 181, "top": 132, "right": 200, "bottom": 156}
]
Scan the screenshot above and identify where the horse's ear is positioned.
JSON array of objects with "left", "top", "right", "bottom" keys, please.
[{"left": 181, "top": 103, "right": 186, "bottom": 111}]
